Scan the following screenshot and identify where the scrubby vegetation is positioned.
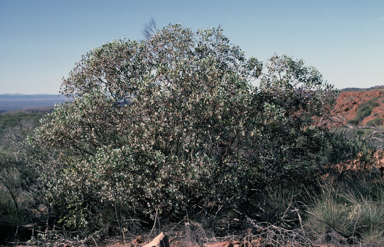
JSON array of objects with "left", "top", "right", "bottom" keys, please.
[
  {"left": 367, "top": 117, "right": 384, "bottom": 126},
  {"left": 1, "top": 24, "right": 383, "bottom": 246},
  {"left": 0, "top": 112, "right": 45, "bottom": 138},
  {"left": 347, "top": 97, "right": 380, "bottom": 126},
  {"left": 306, "top": 180, "right": 384, "bottom": 245}
]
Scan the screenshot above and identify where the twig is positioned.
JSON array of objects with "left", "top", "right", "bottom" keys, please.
[
  {"left": 150, "top": 206, "right": 160, "bottom": 237},
  {"left": 115, "top": 201, "right": 125, "bottom": 243}
]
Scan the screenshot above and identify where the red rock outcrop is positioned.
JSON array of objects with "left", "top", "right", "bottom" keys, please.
[{"left": 331, "top": 89, "right": 384, "bottom": 126}]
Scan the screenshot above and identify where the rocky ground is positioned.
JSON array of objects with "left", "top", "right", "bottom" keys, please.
[{"left": 331, "top": 86, "right": 384, "bottom": 126}]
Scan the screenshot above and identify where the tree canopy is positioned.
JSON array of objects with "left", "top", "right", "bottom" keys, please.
[{"left": 33, "top": 24, "right": 338, "bottom": 230}]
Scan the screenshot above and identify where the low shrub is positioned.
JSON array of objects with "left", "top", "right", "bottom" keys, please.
[
  {"left": 347, "top": 98, "right": 380, "bottom": 126},
  {"left": 366, "top": 117, "right": 383, "bottom": 126}
]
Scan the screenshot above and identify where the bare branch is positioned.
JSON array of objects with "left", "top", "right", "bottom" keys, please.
[{"left": 142, "top": 17, "right": 157, "bottom": 41}]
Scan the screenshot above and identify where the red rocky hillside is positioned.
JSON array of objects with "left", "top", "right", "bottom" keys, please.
[{"left": 330, "top": 86, "right": 384, "bottom": 126}]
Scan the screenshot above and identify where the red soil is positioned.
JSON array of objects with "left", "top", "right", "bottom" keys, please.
[{"left": 331, "top": 89, "right": 384, "bottom": 126}]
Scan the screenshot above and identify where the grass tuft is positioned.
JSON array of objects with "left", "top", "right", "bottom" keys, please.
[{"left": 306, "top": 179, "right": 384, "bottom": 245}]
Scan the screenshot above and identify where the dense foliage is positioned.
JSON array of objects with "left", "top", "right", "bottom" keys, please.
[{"left": 31, "top": 24, "right": 340, "bottom": 232}]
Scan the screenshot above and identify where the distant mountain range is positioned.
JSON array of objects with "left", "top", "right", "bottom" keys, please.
[{"left": 0, "top": 94, "right": 71, "bottom": 113}]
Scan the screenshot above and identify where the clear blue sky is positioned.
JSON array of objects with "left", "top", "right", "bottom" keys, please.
[{"left": 1, "top": 0, "right": 383, "bottom": 94}]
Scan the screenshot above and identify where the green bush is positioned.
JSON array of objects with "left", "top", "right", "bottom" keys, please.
[
  {"left": 325, "top": 128, "right": 374, "bottom": 166},
  {"left": 366, "top": 117, "right": 383, "bottom": 126},
  {"left": 33, "top": 24, "right": 338, "bottom": 232},
  {"left": 347, "top": 98, "right": 380, "bottom": 126}
]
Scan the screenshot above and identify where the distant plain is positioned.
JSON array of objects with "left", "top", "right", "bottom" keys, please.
[{"left": 0, "top": 94, "right": 70, "bottom": 113}]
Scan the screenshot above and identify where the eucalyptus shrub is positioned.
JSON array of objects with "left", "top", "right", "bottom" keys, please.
[{"left": 34, "top": 24, "right": 337, "bottom": 231}]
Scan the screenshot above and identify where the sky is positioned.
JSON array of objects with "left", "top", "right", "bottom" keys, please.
[{"left": 0, "top": 0, "right": 383, "bottom": 94}]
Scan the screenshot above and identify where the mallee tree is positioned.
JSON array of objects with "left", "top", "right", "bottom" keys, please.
[{"left": 33, "top": 24, "right": 337, "bottom": 231}]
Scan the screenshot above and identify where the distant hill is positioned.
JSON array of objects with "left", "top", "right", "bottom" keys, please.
[
  {"left": 0, "top": 94, "right": 71, "bottom": 113},
  {"left": 332, "top": 85, "right": 384, "bottom": 126},
  {"left": 340, "top": 85, "right": 384, "bottom": 92}
]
